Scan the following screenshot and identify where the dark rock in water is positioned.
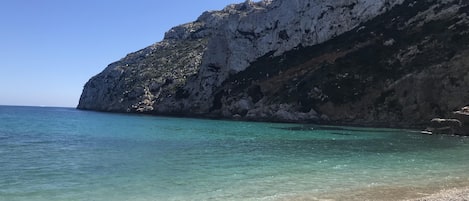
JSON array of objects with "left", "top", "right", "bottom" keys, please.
[
  {"left": 426, "top": 107, "right": 469, "bottom": 136},
  {"left": 452, "top": 108, "right": 469, "bottom": 124},
  {"left": 430, "top": 118, "right": 462, "bottom": 128},
  {"left": 451, "top": 107, "right": 469, "bottom": 135},
  {"left": 428, "top": 118, "right": 462, "bottom": 135},
  {"left": 232, "top": 114, "right": 242, "bottom": 120},
  {"left": 78, "top": 0, "right": 469, "bottom": 129}
]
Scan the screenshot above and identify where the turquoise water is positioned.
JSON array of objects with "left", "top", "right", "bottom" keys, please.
[{"left": 1, "top": 106, "right": 469, "bottom": 201}]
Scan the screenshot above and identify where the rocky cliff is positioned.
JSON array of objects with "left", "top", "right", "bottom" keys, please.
[{"left": 78, "top": 0, "right": 469, "bottom": 129}]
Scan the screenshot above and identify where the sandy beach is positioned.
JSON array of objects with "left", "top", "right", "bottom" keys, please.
[
  {"left": 279, "top": 184, "right": 469, "bottom": 201},
  {"left": 289, "top": 187, "right": 469, "bottom": 201},
  {"left": 406, "top": 187, "right": 469, "bottom": 201}
]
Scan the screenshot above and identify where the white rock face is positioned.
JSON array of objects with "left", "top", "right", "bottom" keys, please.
[
  {"left": 173, "top": 0, "right": 404, "bottom": 70},
  {"left": 79, "top": 0, "right": 404, "bottom": 113},
  {"left": 177, "top": 0, "right": 404, "bottom": 112}
]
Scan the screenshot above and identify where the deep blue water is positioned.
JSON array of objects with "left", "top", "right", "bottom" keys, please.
[{"left": 1, "top": 106, "right": 469, "bottom": 201}]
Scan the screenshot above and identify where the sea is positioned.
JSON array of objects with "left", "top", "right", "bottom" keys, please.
[{"left": 1, "top": 105, "right": 469, "bottom": 201}]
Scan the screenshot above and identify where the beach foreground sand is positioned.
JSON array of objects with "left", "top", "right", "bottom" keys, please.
[
  {"left": 326, "top": 184, "right": 469, "bottom": 201},
  {"left": 280, "top": 185, "right": 469, "bottom": 201},
  {"left": 406, "top": 187, "right": 469, "bottom": 201}
]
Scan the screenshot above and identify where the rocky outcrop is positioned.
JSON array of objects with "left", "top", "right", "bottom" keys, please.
[
  {"left": 452, "top": 107, "right": 469, "bottom": 135},
  {"left": 426, "top": 118, "right": 462, "bottom": 135},
  {"left": 79, "top": 0, "right": 469, "bottom": 129},
  {"left": 424, "top": 107, "right": 469, "bottom": 135}
]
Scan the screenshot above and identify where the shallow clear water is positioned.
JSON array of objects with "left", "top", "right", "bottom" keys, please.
[{"left": 1, "top": 106, "right": 469, "bottom": 201}]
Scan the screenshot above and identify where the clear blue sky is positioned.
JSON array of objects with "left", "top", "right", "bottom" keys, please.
[{"left": 0, "top": 0, "right": 245, "bottom": 107}]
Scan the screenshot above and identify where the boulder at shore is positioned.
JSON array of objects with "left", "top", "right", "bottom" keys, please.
[{"left": 425, "top": 107, "right": 469, "bottom": 136}]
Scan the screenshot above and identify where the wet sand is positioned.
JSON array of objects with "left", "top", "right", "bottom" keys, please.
[
  {"left": 406, "top": 187, "right": 469, "bottom": 201},
  {"left": 277, "top": 182, "right": 469, "bottom": 201}
]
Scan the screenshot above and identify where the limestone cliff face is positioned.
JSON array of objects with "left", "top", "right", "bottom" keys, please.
[
  {"left": 78, "top": 0, "right": 403, "bottom": 113},
  {"left": 79, "top": 0, "right": 469, "bottom": 128}
]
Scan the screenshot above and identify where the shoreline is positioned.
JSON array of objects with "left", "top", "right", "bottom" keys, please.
[
  {"left": 80, "top": 106, "right": 469, "bottom": 136},
  {"left": 76, "top": 107, "right": 428, "bottom": 130},
  {"left": 406, "top": 187, "right": 469, "bottom": 201},
  {"left": 279, "top": 178, "right": 469, "bottom": 201}
]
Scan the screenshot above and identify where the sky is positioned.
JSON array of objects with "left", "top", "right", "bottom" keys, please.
[{"left": 0, "top": 0, "right": 247, "bottom": 107}]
